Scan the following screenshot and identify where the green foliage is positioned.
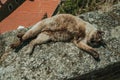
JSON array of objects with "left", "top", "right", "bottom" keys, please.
[
  {"left": 58, "top": 0, "right": 96, "bottom": 15},
  {"left": 59, "top": 0, "right": 79, "bottom": 15},
  {"left": 58, "top": 0, "right": 119, "bottom": 15}
]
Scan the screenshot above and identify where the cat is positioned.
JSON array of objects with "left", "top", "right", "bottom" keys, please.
[{"left": 10, "top": 14, "right": 105, "bottom": 61}]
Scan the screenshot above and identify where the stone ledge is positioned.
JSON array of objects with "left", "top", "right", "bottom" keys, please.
[{"left": 68, "top": 61, "right": 120, "bottom": 80}]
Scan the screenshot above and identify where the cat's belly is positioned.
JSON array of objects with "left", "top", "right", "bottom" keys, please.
[{"left": 44, "top": 31, "right": 74, "bottom": 42}]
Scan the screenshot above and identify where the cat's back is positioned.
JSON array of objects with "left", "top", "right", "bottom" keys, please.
[{"left": 41, "top": 14, "right": 78, "bottom": 31}]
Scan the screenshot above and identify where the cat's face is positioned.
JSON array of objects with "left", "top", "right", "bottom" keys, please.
[{"left": 88, "top": 30, "right": 105, "bottom": 47}]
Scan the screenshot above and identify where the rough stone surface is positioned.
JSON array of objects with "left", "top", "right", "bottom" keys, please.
[{"left": 0, "top": 4, "right": 120, "bottom": 80}]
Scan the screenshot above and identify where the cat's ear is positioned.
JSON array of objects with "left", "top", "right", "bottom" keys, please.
[{"left": 97, "top": 30, "right": 105, "bottom": 36}]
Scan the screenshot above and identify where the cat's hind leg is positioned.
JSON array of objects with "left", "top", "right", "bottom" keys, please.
[{"left": 25, "top": 32, "right": 51, "bottom": 54}]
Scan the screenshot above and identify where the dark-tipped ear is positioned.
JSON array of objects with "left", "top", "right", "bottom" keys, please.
[{"left": 97, "top": 30, "right": 105, "bottom": 36}]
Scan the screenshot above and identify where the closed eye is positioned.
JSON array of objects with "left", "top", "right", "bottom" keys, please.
[{"left": 91, "top": 40, "right": 96, "bottom": 43}]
